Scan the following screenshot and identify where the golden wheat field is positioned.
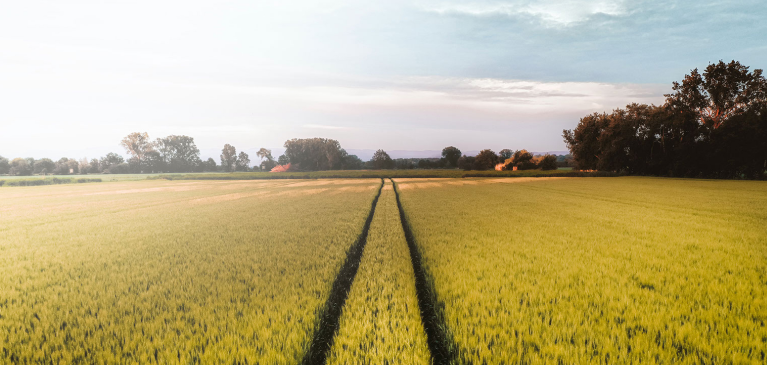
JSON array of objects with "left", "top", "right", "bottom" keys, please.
[
  {"left": 0, "top": 179, "right": 380, "bottom": 364},
  {"left": 1, "top": 176, "right": 765, "bottom": 364},
  {"left": 395, "top": 177, "right": 767, "bottom": 364}
]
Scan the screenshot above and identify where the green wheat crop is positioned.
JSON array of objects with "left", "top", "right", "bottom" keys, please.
[
  {"left": 395, "top": 177, "right": 767, "bottom": 364},
  {"left": 327, "top": 181, "right": 431, "bottom": 365}
]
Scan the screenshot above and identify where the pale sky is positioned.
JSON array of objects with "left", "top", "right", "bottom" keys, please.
[{"left": 1, "top": 0, "right": 765, "bottom": 159}]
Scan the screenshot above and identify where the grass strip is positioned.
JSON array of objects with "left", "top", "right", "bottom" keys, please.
[
  {"left": 302, "top": 178, "right": 385, "bottom": 365},
  {"left": 0, "top": 177, "right": 102, "bottom": 187},
  {"left": 391, "top": 178, "right": 457, "bottom": 364}
]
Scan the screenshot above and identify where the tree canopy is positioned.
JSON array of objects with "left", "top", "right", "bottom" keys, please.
[
  {"left": 441, "top": 146, "right": 462, "bottom": 167},
  {"left": 564, "top": 60, "right": 767, "bottom": 178},
  {"left": 371, "top": 149, "right": 394, "bottom": 169},
  {"left": 220, "top": 144, "right": 237, "bottom": 172}
]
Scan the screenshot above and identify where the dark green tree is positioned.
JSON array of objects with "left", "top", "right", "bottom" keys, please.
[
  {"left": 371, "top": 149, "right": 394, "bottom": 169},
  {"left": 236, "top": 151, "right": 251, "bottom": 171},
  {"left": 0, "top": 156, "right": 9, "bottom": 174},
  {"left": 220, "top": 144, "right": 238, "bottom": 172},
  {"left": 539, "top": 154, "right": 558, "bottom": 170},
  {"left": 441, "top": 146, "right": 462, "bottom": 167},
  {"left": 473, "top": 149, "right": 499, "bottom": 170}
]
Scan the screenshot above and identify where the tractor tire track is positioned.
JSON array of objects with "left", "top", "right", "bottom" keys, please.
[
  {"left": 302, "top": 178, "right": 384, "bottom": 365},
  {"left": 391, "top": 178, "right": 457, "bottom": 365}
]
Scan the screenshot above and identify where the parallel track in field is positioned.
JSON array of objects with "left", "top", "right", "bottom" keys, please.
[
  {"left": 302, "top": 179, "right": 384, "bottom": 365},
  {"left": 391, "top": 178, "right": 456, "bottom": 365}
]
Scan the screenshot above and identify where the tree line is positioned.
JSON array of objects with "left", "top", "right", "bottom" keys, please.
[
  {"left": 1, "top": 134, "right": 566, "bottom": 175},
  {"left": 563, "top": 60, "right": 767, "bottom": 179}
]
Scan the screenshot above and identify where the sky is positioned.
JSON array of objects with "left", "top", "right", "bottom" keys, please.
[{"left": 1, "top": 0, "right": 765, "bottom": 160}]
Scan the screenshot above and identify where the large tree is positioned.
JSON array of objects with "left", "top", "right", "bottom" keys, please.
[
  {"left": 498, "top": 149, "right": 514, "bottom": 162},
  {"left": 204, "top": 158, "right": 217, "bottom": 172},
  {"left": 236, "top": 151, "right": 251, "bottom": 171},
  {"left": 100, "top": 153, "right": 125, "bottom": 171},
  {"left": 33, "top": 158, "right": 56, "bottom": 174},
  {"left": 120, "top": 132, "right": 154, "bottom": 169},
  {"left": 511, "top": 149, "right": 536, "bottom": 170},
  {"left": 539, "top": 154, "right": 558, "bottom": 170},
  {"left": 256, "top": 148, "right": 276, "bottom": 171},
  {"left": 564, "top": 60, "right": 767, "bottom": 178},
  {"left": 371, "top": 149, "right": 394, "bottom": 169},
  {"left": 473, "top": 149, "right": 499, "bottom": 170},
  {"left": 283, "top": 138, "right": 345, "bottom": 171},
  {"left": 154, "top": 135, "right": 201, "bottom": 172},
  {"left": 666, "top": 60, "right": 767, "bottom": 130},
  {"left": 220, "top": 144, "right": 238, "bottom": 172},
  {"left": 0, "top": 156, "right": 9, "bottom": 174},
  {"left": 9, "top": 158, "right": 32, "bottom": 176},
  {"left": 441, "top": 146, "right": 462, "bottom": 167}
]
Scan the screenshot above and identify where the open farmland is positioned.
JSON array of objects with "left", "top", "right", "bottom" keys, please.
[
  {"left": 1, "top": 176, "right": 765, "bottom": 364},
  {"left": 327, "top": 181, "right": 430, "bottom": 365},
  {"left": 395, "top": 177, "right": 767, "bottom": 364},
  {"left": 0, "top": 178, "right": 381, "bottom": 364}
]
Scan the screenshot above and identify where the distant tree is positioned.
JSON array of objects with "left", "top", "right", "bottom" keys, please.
[
  {"left": 236, "top": 151, "right": 251, "bottom": 171},
  {"left": 49, "top": 157, "right": 80, "bottom": 175},
  {"left": 54, "top": 158, "right": 79, "bottom": 175},
  {"left": 341, "top": 154, "right": 364, "bottom": 170},
  {"left": 53, "top": 158, "right": 69, "bottom": 175},
  {"left": 441, "top": 146, "right": 462, "bottom": 167},
  {"left": 539, "top": 154, "right": 558, "bottom": 170},
  {"left": 154, "top": 135, "right": 200, "bottom": 172},
  {"left": 34, "top": 158, "right": 56, "bottom": 174},
  {"left": 283, "top": 138, "right": 345, "bottom": 171},
  {"left": 78, "top": 158, "right": 91, "bottom": 174},
  {"left": 89, "top": 158, "right": 101, "bottom": 173},
  {"left": 120, "top": 132, "right": 154, "bottom": 170},
  {"left": 220, "top": 144, "right": 238, "bottom": 172},
  {"left": 397, "top": 159, "right": 415, "bottom": 169},
  {"left": 107, "top": 163, "right": 130, "bottom": 174},
  {"left": 255, "top": 148, "right": 275, "bottom": 170},
  {"left": 473, "top": 149, "right": 499, "bottom": 170},
  {"left": 0, "top": 156, "right": 9, "bottom": 174},
  {"left": 256, "top": 148, "right": 273, "bottom": 161},
  {"left": 144, "top": 151, "right": 165, "bottom": 173},
  {"left": 9, "top": 158, "right": 32, "bottom": 176},
  {"left": 456, "top": 155, "right": 475, "bottom": 171},
  {"left": 499, "top": 149, "right": 514, "bottom": 161},
  {"left": 277, "top": 154, "right": 289, "bottom": 165},
  {"left": 371, "top": 149, "right": 394, "bottom": 169},
  {"left": 100, "top": 153, "right": 125, "bottom": 172},
  {"left": 204, "top": 158, "right": 217, "bottom": 172},
  {"left": 512, "top": 149, "right": 536, "bottom": 170}
]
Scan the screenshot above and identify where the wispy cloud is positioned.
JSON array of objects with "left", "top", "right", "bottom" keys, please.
[{"left": 420, "top": 0, "right": 628, "bottom": 26}]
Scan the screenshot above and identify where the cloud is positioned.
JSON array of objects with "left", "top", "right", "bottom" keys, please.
[{"left": 420, "top": 0, "right": 628, "bottom": 26}]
